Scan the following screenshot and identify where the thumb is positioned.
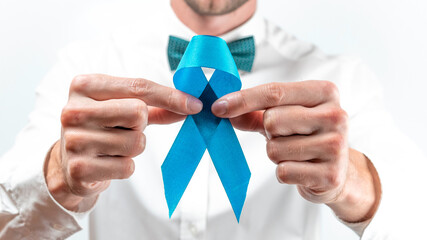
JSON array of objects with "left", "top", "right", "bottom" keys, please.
[{"left": 148, "top": 107, "right": 187, "bottom": 125}]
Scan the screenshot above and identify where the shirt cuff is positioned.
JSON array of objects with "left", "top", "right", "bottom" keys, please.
[
  {"left": 4, "top": 163, "right": 97, "bottom": 240},
  {"left": 2, "top": 170, "right": 78, "bottom": 239},
  {"left": 359, "top": 200, "right": 385, "bottom": 240},
  {"left": 337, "top": 201, "right": 385, "bottom": 239},
  {"left": 337, "top": 217, "right": 371, "bottom": 237}
]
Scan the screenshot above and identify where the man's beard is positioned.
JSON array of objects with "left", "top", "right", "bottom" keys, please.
[{"left": 184, "top": 0, "right": 250, "bottom": 16}]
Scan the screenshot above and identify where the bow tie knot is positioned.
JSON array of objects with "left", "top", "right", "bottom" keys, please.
[{"left": 168, "top": 35, "right": 255, "bottom": 72}]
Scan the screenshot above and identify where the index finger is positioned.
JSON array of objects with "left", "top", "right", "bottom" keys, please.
[
  {"left": 211, "top": 80, "right": 339, "bottom": 118},
  {"left": 70, "top": 74, "right": 202, "bottom": 115}
]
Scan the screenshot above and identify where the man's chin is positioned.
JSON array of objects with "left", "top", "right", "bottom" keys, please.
[{"left": 184, "top": 0, "right": 250, "bottom": 16}]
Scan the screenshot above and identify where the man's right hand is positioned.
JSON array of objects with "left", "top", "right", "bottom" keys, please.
[{"left": 45, "top": 74, "right": 203, "bottom": 211}]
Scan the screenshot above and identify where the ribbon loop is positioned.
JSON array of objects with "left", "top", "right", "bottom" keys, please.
[{"left": 162, "top": 35, "right": 251, "bottom": 222}]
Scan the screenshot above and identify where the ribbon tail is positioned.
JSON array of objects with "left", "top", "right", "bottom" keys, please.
[
  {"left": 207, "top": 119, "right": 251, "bottom": 222},
  {"left": 161, "top": 116, "right": 206, "bottom": 217}
]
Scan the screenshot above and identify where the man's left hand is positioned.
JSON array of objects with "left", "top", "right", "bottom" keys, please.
[{"left": 211, "top": 80, "right": 380, "bottom": 223}]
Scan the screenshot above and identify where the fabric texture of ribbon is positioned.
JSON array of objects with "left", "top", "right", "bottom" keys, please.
[
  {"left": 167, "top": 35, "right": 255, "bottom": 72},
  {"left": 162, "top": 35, "right": 251, "bottom": 222}
]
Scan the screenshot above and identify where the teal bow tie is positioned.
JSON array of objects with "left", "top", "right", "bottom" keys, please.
[{"left": 168, "top": 35, "right": 255, "bottom": 72}]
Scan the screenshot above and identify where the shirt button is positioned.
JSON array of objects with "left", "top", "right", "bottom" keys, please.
[
  {"left": 188, "top": 223, "right": 199, "bottom": 237},
  {"left": 52, "top": 223, "right": 65, "bottom": 231}
]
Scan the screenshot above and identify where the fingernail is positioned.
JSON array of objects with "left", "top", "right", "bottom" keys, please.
[
  {"left": 212, "top": 100, "right": 228, "bottom": 116},
  {"left": 187, "top": 97, "right": 203, "bottom": 113},
  {"left": 265, "top": 130, "right": 272, "bottom": 140}
]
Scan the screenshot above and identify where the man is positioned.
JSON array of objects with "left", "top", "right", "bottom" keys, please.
[{"left": 0, "top": 0, "right": 425, "bottom": 239}]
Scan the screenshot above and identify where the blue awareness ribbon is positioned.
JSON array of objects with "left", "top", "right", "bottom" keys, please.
[{"left": 161, "top": 35, "right": 251, "bottom": 222}]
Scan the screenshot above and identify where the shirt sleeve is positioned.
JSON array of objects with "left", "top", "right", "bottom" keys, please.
[
  {"left": 0, "top": 44, "right": 97, "bottom": 240},
  {"left": 338, "top": 59, "right": 427, "bottom": 239}
]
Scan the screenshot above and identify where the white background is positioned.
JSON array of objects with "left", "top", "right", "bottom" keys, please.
[{"left": 1, "top": 0, "right": 426, "bottom": 239}]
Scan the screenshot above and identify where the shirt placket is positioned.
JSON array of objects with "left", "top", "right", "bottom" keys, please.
[
  {"left": 177, "top": 68, "right": 215, "bottom": 240},
  {"left": 178, "top": 152, "right": 210, "bottom": 240}
]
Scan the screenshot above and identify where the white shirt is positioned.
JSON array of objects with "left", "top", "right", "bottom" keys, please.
[{"left": 1, "top": 2, "right": 426, "bottom": 239}]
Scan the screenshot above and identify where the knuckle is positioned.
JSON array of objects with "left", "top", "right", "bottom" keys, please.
[
  {"left": 265, "top": 83, "right": 285, "bottom": 105},
  {"left": 64, "top": 131, "right": 83, "bottom": 153},
  {"left": 326, "top": 134, "right": 346, "bottom": 156},
  {"left": 324, "top": 108, "right": 348, "bottom": 128},
  {"left": 61, "top": 104, "right": 85, "bottom": 127},
  {"left": 276, "top": 164, "right": 289, "bottom": 183},
  {"left": 67, "top": 158, "right": 87, "bottom": 181},
  {"left": 266, "top": 140, "right": 280, "bottom": 162},
  {"left": 334, "top": 110, "right": 348, "bottom": 132},
  {"left": 70, "top": 74, "right": 92, "bottom": 93},
  {"left": 263, "top": 109, "right": 277, "bottom": 134},
  {"left": 264, "top": 109, "right": 293, "bottom": 136},
  {"left": 131, "top": 133, "right": 146, "bottom": 156},
  {"left": 333, "top": 109, "right": 348, "bottom": 125},
  {"left": 319, "top": 81, "right": 339, "bottom": 100},
  {"left": 326, "top": 167, "right": 343, "bottom": 188},
  {"left": 167, "top": 89, "right": 187, "bottom": 110},
  {"left": 129, "top": 78, "right": 151, "bottom": 96},
  {"left": 120, "top": 158, "right": 135, "bottom": 179},
  {"left": 167, "top": 89, "right": 177, "bottom": 108},
  {"left": 132, "top": 100, "right": 148, "bottom": 127}
]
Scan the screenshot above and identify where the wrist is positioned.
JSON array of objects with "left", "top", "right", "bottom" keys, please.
[
  {"left": 44, "top": 141, "right": 96, "bottom": 212},
  {"left": 327, "top": 149, "right": 382, "bottom": 224}
]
